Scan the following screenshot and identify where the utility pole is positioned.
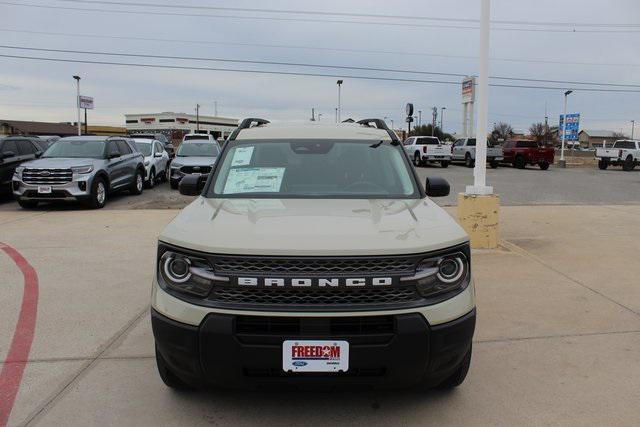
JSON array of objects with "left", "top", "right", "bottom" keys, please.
[
  {"left": 559, "top": 90, "right": 572, "bottom": 168},
  {"left": 73, "top": 75, "right": 81, "bottom": 136},
  {"left": 632, "top": 120, "right": 635, "bottom": 139},
  {"left": 431, "top": 107, "right": 437, "bottom": 136},
  {"left": 84, "top": 108, "right": 88, "bottom": 135},
  {"left": 441, "top": 107, "right": 446, "bottom": 133},
  {"left": 336, "top": 80, "right": 343, "bottom": 122},
  {"left": 335, "top": 108, "right": 338, "bottom": 123},
  {"left": 196, "top": 104, "right": 200, "bottom": 132},
  {"left": 311, "top": 108, "right": 316, "bottom": 121},
  {"left": 418, "top": 110, "right": 422, "bottom": 127}
]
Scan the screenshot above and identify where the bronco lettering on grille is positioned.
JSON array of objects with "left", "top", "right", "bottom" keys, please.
[{"left": 236, "top": 277, "right": 393, "bottom": 287}]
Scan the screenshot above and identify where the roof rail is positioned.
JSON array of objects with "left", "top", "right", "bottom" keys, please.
[
  {"left": 227, "top": 118, "right": 270, "bottom": 141},
  {"left": 355, "top": 118, "right": 399, "bottom": 143}
]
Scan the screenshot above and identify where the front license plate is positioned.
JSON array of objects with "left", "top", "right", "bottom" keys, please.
[
  {"left": 37, "top": 186, "right": 52, "bottom": 194},
  {"left": 283, "top": 340, "right": 349, "bottom": 373}
]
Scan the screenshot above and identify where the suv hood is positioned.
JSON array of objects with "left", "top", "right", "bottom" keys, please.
[
  {"left": 160, "top": 198, "right": 468, "bottom": 256},
  {"left": 171, "top": 156, "right": 217, "bottom": 167},
  {"left": 19, "top": 157, "right": 99, "bottom": 168}
]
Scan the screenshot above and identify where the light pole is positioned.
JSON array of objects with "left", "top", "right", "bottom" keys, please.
[
  {"left": 441, "top": 107, "right": 446, "bottom": 132},
  {"left": 418, "top": 110, "right": 422, "bottom": 127},
  {"left": 632, "top": 120, "right": 635, "bottom": 139},
  {"left": 73, "top": 75, "right": 81, "bottom": 136},
  {"left": 318, "top": 113, "right": 322, "bottom": 122},
  {"left": 196, "top": 104, "right": 200, "bottom": 132},
  {"left": 336, "top": 80, "right": 343, "bottom": 122},
  {"left": 559, "top": 90, "right": 573, "bottom": 168}
]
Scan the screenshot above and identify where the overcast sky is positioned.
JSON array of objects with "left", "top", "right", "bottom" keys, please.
[{"left": 1, "top": 0, "right": 640, "bottom": 135}]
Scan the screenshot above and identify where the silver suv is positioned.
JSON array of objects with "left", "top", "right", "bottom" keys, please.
[{"left": 13, "top": 136, "right": 146, "bottom": 209}]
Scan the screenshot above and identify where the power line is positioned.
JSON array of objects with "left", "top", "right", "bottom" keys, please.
[
  {"left": 2, "top": 44, "right": 640, "bottom": 88},
  {"left": 3, "top": 53, "right": 640, "bottom": 93},
  {"left": 2, "top": 27, "right": 640, "bottom": 68},
  {"left": 3, "top": 1, "right": 640, "bottom": 33},
  {"left": 53, "top": 0, "right": 640, "bottom": 29}
]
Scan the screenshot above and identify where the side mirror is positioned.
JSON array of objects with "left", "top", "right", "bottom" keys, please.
[
  {"left": 425, "top": 176, "right": 450, "bottom": 197},
  {"left": 2, "top": 151, "right": 16, "bottom": 159},
  {"left": 154, "top": 152, "right": 163, "bottom": 158},
  {"left": 179, "top": 174, "right": 206, "bottom": 196}
]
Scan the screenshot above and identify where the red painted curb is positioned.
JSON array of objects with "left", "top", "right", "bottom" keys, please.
[{"left": 0, "top": 243, "right": 39, "bottom": 427}]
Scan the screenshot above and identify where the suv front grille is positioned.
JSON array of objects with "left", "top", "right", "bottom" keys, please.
[
  {"left": 180, "top": 165, "right": 211, "bottom": 174},
  {"left": 23, "top": 168, "right": 72, "bottom": 185},
  {"left": 213, "top": 255, "right": 418, "bottom": 275}
]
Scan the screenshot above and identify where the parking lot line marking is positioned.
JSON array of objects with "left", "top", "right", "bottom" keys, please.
[{"left": 0, "top": 243, "right": 39, "bottom": 427}]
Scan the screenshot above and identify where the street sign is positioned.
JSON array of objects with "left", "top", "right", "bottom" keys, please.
[
  {"left": 78, "top": 95, "right": 94, "bottom": 110},
  {"left": 405, "top": 103, "right": 414, "bottom": 117},
  {"left": 559, "top": 113, "right": 580, "bottom": 141},
  {"left": 462, "top": 77, "right": 475, "bottom": 103}
]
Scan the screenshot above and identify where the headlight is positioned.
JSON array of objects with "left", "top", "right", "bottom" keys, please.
[
  {"left": 71, "top": 165, "right": 93, "bottom": 174},
  {"left": 158, "top": 250, "right": 226, "bottom": 297},
  {"left": 14, "top": 166, "right": 25, "bottom": 178},
  {"left": 401, "top": 250, "right": 470, "bottom": 298}
]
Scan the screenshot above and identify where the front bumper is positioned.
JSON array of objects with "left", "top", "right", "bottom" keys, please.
[
  {"left": 12, "top": 177, "right": 92, "bottom": 201},
  {"left": 152, "top": 307, "right": 475, "bottom": 389}
]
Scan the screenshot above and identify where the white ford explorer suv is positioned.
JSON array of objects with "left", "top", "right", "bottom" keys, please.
[{"left": 151, "top": 118, "right": 475, "bottom": 390}]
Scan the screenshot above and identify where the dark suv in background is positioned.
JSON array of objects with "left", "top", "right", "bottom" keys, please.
[{"left": 0, "top": 136, "right": 44, "bottom": 194}]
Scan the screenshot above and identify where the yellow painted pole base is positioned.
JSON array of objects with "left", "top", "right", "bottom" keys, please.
[{"left": 457, "top": 193, "right": 500, "bottom": 249}]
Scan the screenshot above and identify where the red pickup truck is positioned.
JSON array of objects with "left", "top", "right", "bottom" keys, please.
[{"left": 502, "top": 140, "right": 554, "bottom": 170}]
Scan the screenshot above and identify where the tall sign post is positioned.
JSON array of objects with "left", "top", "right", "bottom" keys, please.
[
  {"left": 405, "top": 103, "right": 414, "bottom": 136},
  {"left": 457, "top": 0, "right": 499, "bottom": 249},
  {"left": 461, "top": 76, "right": 475, "bottom": 138},
  {"left": 79, "top": 96, "right": 93, "bottom": 135}
]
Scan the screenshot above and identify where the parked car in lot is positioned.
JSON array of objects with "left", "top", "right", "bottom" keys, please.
[
  {"left": 131, "top": 133, "right": 175, "bottom": 158},
  {"left": 1, "top": 136, "right": 44, "bottom": 194},
  {"left": 502, "top": 140, "right": 554, "bottom": 170},
  {"left": 595, "top": 140, "right": 640, "bottom": 171},
  {"left": 169, "top": 140, "right": 220, "bottom": 189},
  {"left": 152, "top": 118, "right": 475, "bottom": 391},
  {"left": 182, "top": 133, "right": 217, "bottom": 143},
  {"left": 13, "top": 136, "right": 145, "bottom": 209},
  {"left": 451, "top": 138, "right": 503, "bottom": 168},
  {"left": 403, "top": 136, "right": 451, "bottom": 167},
  {"left": 133, "top": 138, "right": 170, "bottom": 188}
]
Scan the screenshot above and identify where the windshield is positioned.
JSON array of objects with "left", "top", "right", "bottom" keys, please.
[
  {"left": 177, "top": 142, "right": 219, "bottom": 157},
  {"left": 134, "top": 141, "right": 152, "bottom": 156},
  {"left": 209, "top": 139, "right": 418, "bottom": 199},
  {"left": 184, "top": 135, "right": 210, "bottom": 141},
  {"left": 43, "top": 139, "right": 106, "bottom": 158}
]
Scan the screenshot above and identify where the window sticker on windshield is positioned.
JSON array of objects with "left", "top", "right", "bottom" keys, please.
[
  {"left": 223, "top": 167, "right": 285, "bottom": 194},
  {"left": 230, "top": 146, "right": 254, "bottom": 167}
]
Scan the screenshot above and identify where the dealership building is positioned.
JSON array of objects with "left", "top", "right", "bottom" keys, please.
[{"left": 124, "top": 112, "right": 238, "bottom": 142}]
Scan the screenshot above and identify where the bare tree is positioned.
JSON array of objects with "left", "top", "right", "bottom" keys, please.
[
  {"left": 490, "top": 122, "right": 514, "bottom": 145},
  {"left": 529, "top": 122, "right": 556, "bottom": 146},
  {"left": 612, "top": 132, "right": 628, "bottom": 139}
]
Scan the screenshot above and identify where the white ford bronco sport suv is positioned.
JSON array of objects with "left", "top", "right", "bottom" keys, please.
[{"left": 152, "top": 118, "right": 476, "bottom": 390}]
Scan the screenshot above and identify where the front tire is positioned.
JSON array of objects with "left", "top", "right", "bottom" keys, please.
[
  {"left": 17, "top": 198, "right": 38, "bottom": 209},
  {"left": 436, "top": 345, "right": 472, "bottom": 390},
  {"left": 465, "top": 154, "right": 474, "bottom": 168},
  {"left": 146, "top": 169, "right": 156, "bottom": 189},
  {"left": 622, "top": 155, "right": 635, "bottom": 171},
  {"left": 515, "top": 155, "right": 526, "bottom": 169},
  {"left": 413, "top": 152, "right": 421, "bottom": 167},
  {"left": 129, "top": 169, "right": 144, "bottom": 195},
  {"left": 490, "top": 160, "right": 499, "bottom": 169},
  {"left": 598, "top": 159, "right": 609, "bottom": 170},
  {"left": 86, "top": 177, "right": 107, "bottom": 209}
]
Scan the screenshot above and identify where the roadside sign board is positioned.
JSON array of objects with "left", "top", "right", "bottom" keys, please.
[
  {"left": 559, "top": 113, "right": 580, "bottom": 141},
  {"left": 462, "top": 77, "right": 475, "bottom": 103},
  {"left": 78, "top": 95, "right": 94, "bottom": 109}
]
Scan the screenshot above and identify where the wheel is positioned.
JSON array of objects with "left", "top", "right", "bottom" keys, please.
[
  {"left": 170, "top": 180, "right": 179, "bottom": 190},
  {"left": 129, "top": 169, "right": 144, "bottom": 195},
  {"left": 490, "top": 160, "right": 499, "bottom": 169},
  {"left": 17, "top": 198, "right": 38, "bottom": 209},
  {"left": 539, "top": 161, "right": 550, "bottom": 170},
  {"left": 622, "top": 155, "right": 635, "bottom": 171},
  {"left": 436, "top": 345, "right": 472, "bottom": 390},
  {"left": 440, "top": 160, "right": 449, "bottom": 168},
  {"left": 146, "top": 168, "right": 155, "bottom": 189},
  {"left": 155, "top": 346, "right": 193, "bottom": 390},
  {"left": 86, "top": 177, "right": 107, "bottom": 209},
  {"left": 413, "top": 152, "right": 421, "bottom": 167},
  {"left": 515, "top": 155, "right": 526, "bottom": 169},
  {"left": 464, "top": 154, "right": 474, "bottom": 168},
  {"left": 598, "top": 159, "right": 609, "bottom": 170}
]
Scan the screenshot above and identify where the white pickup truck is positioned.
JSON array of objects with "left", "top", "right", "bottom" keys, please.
[
  {"left": 451, "top": 138, "right": 503, "bottom": 168},
  {"left": 403, "top": 136, "right": 451, "bottom": 168},
  {"left": 595, "top": 140, "right": 640, "bottom": 171}
]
